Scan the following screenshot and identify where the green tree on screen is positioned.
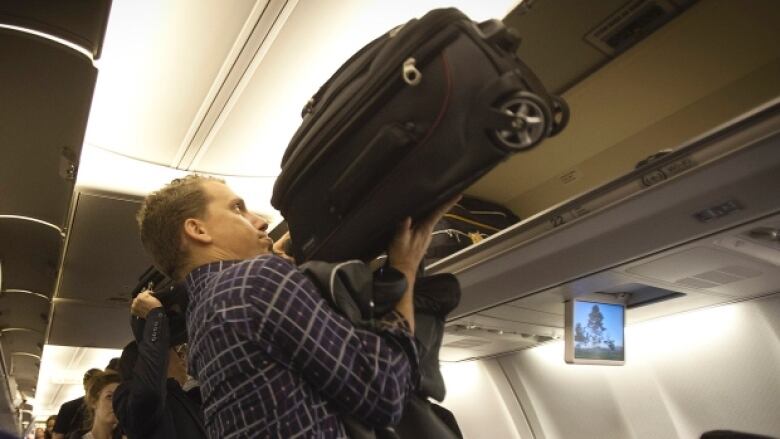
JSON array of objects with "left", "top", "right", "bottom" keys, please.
[
  {"left": 574, "top": 322, "right": 588, "bottom": 345},
  {"left": 587, "top": 305, "right": 606, "bottom": 347}
]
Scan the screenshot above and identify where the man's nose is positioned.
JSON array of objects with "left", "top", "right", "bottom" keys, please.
[{"left": 249, "top": 213, "right": 269, "bottom": 232}]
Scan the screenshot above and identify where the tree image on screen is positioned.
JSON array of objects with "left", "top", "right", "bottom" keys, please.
[{"left": 574, "top": 302, "right": 624, "bottom": 361}]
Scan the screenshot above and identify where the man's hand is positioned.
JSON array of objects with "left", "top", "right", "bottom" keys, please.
[
  {"left": 387, "top": 195, "right": 461, "bottom": 333},
  {"left": 131, "top": 290, "right": 163, "bottom": 319},
  {"left": 388, "top": 195, "right": 461, "bottom": 277}
]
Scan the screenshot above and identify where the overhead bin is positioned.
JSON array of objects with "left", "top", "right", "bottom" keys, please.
[
  {"left": 0, "top": 0, "right": 112, "bottom": 59},
  {"left": 0, "top": 292, "right": 50, "bottom": 336},
  {"left": 0, "top": 28, "right": 97, "bottom": 225},
  {"left": 0, "top": 220, "right": 61, "bottom": 296},
  {"left": 431, "top": 101, "right": 780, "bottom": 320}
]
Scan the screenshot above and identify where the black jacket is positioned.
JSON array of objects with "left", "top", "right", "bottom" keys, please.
[{"left": 113, "top": 308, "right": 207, "bottom": 439}]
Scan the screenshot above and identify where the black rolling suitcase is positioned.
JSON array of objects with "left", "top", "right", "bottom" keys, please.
[{"left": 271, "top": 8, "right": 568, "bottom": 263}]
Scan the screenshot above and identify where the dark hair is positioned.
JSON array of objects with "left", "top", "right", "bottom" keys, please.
[{"left": 105, "top": 357, "right": 120, "bottom": 372}]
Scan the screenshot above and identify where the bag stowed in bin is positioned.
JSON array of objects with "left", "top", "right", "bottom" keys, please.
[{"left": 271, "top": 7, "right": 568, "bottom": 264}]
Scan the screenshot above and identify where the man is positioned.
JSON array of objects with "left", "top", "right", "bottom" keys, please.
[
  {"left": 52, "top": 368, "right": 101, "bottom": 439},
  {"left": 112, "top": 289, "right": 207, "bottom": 439},
  {"left": 136, "top": 175, "right": 456, "bottom": 438}
]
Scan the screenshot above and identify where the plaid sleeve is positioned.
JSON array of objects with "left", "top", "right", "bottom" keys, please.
[{"left": 234, "top": 256, "right": 418, "bottom": 427}]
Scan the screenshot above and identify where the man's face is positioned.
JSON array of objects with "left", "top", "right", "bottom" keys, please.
[{"left": 198, "top": 181, "right": 272, "bottom": 260}]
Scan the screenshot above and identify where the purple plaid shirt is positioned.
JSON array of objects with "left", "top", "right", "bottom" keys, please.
[{"left": 185, "top": 254, "right": 418, "bottom": 438}]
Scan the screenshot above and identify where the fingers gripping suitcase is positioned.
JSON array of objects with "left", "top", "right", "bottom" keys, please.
[{"left": 271, "top": 8, "right": 568, "bottom": 263}]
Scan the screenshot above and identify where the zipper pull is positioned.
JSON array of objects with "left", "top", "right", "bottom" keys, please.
[
  {"left": 301, "top": 97, "right": 315, "bottom": 117},
  {"left": 402, "top": 58, "right": 422, "bottom": 86}
]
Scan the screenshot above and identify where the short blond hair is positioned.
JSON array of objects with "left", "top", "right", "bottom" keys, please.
[{"left": 137, "top": 175, "right": 223, "bottom": 279}]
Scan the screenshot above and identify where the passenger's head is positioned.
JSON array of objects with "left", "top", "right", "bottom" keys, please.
[
  {"left": 105, "top": 357, "right": 120, "bottom": 372},
  {"left": 84, "top": 371, "right": 120, "bottom": 431},
  {"left": 83, "top": 368, "right": 101, "bottom": 392},
  {"left": 137, "top": 175, "right": 272, "bottom": 280},
  {"left": 45, "top": 415, "right": 56, "bottom": 432},
  {"left": 33, "top": 427, "right": 44, "bottom": 439}
]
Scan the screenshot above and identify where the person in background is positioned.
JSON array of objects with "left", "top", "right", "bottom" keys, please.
[
  {"left": 105, "top": 358, "right": 120, "bottom": 373},
  {"left": 112, "top": 289, "right": 206, "bottom": 439},
  {"left": 45, "top": 415, "right": 57, "bottom": 439},
  {"left": 52, "top": 369, "right": 101, "bottom": 439},
  {"left": 34, "top": 427, "right": 45, "bottom": 439},
  {"left": 66, "top": 371, "right": 123, "bottom": 439}
]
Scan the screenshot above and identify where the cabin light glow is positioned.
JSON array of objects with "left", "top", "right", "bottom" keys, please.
[
  {"left": 440, "top": 360, "right": 482, "bottom": 396},
  {"left": 33, "top": 345, "right": 123, "bottom": 418},
  {"left": 75, "top": 145, "right": 282, "bottom": 226}
]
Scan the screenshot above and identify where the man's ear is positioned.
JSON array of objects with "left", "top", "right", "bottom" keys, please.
[{"left": 183, "top": 218, "right": 212, "bottom": 244}]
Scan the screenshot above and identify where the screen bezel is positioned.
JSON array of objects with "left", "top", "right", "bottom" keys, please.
[{"left": 565, "top": 298, "right": 626, "bottom": 365}]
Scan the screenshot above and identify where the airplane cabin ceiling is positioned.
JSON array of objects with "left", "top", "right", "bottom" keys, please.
[
  {"left": 83, "top": 0, "right": 259, "bottom": 167},
  {"left": 81, "top": 0, "right": 522, "bottom": 180}
]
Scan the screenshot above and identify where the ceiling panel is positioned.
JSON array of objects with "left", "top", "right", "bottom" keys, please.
[
  {"left": 0, "top": 0, "right": 112, "bottom": 58},
  {"left": 83, "top": 0, "right": 259, "bottom": 166},
  {"left": 58, "top": 192, "right": 151, "bottom": 302},
  {"left": 48, "top": 302, "right": 132, "bottom": 348},
  {"left": 0, "top": 220, "right": 61, "bottom": 295},
  {"left": 193, "top": 0, "right": 520, "bottom": 177},
  {"left": 34, "top": 345, "right": 123, "bottom": 416},
  {"left": 0, "top": 28, "right": 96, "bottom": 225}
]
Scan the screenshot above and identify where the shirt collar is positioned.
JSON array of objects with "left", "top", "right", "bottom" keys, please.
[{"left": 184, "top": 259, "right": 242, "bottom": 300}]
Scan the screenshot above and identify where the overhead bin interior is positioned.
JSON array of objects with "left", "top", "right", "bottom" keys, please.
[{"left": 471, "top": 0, "right": 780, "bottom": 218}]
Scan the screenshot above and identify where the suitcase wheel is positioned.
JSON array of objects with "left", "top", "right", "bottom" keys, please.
[
  {"left": 492, "top": 91, "right": 552, "bottom": 151},
  {"left": 550, "top": 95, "right": 570, "bottom": 137}
]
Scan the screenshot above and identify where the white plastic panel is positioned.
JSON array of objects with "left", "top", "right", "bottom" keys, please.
[
  {"left": 440, "top": 359, "right": 531, "bottom": 439},
  {"left": 499, "top": 294, "right": 780, "bottom": 439},
  {"left": 83, "top": 0, "right": 259, "bottom": 166}
]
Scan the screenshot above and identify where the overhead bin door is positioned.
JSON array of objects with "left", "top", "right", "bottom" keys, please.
[{"left": 0, "top": 0, "right": 112, "bottom": 58}]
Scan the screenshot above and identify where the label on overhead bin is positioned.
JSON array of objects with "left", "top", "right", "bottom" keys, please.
[{"left": 640, "top": 157, "right": 696, "bottom": 188}]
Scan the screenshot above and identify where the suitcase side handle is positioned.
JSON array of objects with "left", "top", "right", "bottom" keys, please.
[{"left": 328, "top": 123, "right": 416, "bottom": 215}]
